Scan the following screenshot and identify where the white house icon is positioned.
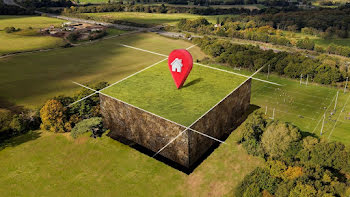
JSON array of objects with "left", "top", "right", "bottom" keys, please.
[{"left": 171, "top": 58, "right": 183, "bottom": 73}]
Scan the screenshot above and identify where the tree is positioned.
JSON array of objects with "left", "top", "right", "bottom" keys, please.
[
  {"left": 289, "top": 183, "right": 317, "bottom": 197},
  {"left": 40, "top": 99, "right": 66, "bottom": 133},
  {"left": 261, "top": 122, "right": 301, "bottom": 158},
  {"left": 0, "top": 109, "right": 12, "bottom": 133}
]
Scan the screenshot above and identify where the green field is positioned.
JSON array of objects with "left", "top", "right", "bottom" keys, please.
[
  {"left": 102, "top": 61, "right": 246, "bottom": 126},
  {"left": 0, "top": 127, "right": 263, "bottom": 196},
  {"left": 210, "top": 65, "right": 350, "bottom": 145},
  {"left": 0, "top": 16, "right": 67, "bottom": 55},
  {"left": 83, "top": 12, "right": 234, "bottom": 26},
  {"left": 0, "top": 33, "right": 205, "bottom": 108}
]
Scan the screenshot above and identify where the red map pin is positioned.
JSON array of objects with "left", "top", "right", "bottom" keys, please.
[{"left": 168, "top": 49, "right": 193, "bottom": 89}]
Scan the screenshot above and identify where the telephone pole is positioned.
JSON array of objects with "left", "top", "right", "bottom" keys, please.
[
  {"left": 344, "top": 77, "right": 348, "bottom": 93},
  {"left": 334, "top": 91, "right": 339, "bottom": 111},
  {"left": 320, "top": 113, "right": 326, "bottom": 136}
]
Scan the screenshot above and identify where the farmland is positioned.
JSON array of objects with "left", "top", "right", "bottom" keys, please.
[
  {"left": 82, "top": 12, "right": 235, "bottom": 26},
  {"left": 0, "top": 33, "right": 204, "bottom": 108},
  {"left": 0, "top": 15, "right": 66, "bottom": 55},
  {"left": 1, "top": 31, "right": 349, "bottom": 142},
  {"left": 1, "top": 26, "right": 350, "bottom": 196}
]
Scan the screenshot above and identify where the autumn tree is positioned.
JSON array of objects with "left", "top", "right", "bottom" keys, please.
[{"left": 40, "top": 99, "right": 66, "bottom": 133}]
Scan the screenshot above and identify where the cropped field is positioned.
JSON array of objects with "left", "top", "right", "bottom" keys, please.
[
  {"left": 0, "top": 126, "right": 263, "bottom": 196},
  {"left": 0, "top": 16, "right": 66, "bottom": 55},
  {"left": 83, "top": 12, "right": 234, "bottom": 26},
  {"left": 102, "top": 61, "right": 246, "bottom": 126},
  {"left": 0, "top": 33, "right": 204, "bottom": 108}
]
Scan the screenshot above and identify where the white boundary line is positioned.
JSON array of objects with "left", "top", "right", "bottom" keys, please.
[
  {"left": 312, "top": 93, "right": 337, "bottom": 133},
  {"left": 71, "top": 81, "right": 226, "bottom": 147},
  {"left": 327, "top": 93, "right": 350, "bottom": 139},
  {"left": 151, "top": 65, "right": 265, "bottom": 156},
  {"left": 119, "top": 44, "right": 168, "bottom": 57},
  {"left": 194, "top": 62, "right": 282, "bottom": 86},
  {"left": 68, "top": 44, "right": 195, "bottom": 107}
]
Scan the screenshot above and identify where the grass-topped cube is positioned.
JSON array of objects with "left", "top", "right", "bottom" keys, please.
[{"left": 100, "top": 61, "right": 252, "bottom": 169}]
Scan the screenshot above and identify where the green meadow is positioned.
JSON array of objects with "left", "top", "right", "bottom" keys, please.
[
  {"left": 102, "top": 61, "right": 246, "bottom": 126},
  {"left": 0, "top": 33, "right": 204, "bottom": 108},
  {"left": 0, "top": 124, "right": 263, "bottom": 196},
  {"left": 0, "top": 15, "right": 67, "bottom": 55},
  {"left": 83, "top": 12, "right": 234, "bottom": 26}
]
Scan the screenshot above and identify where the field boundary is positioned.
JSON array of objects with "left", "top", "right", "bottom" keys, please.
[
  {"left": 68, "top": 43, "right": 273, "bottom": 157},
  {"left": 69, "top": 43, "right": 282, "bottom": 107}
]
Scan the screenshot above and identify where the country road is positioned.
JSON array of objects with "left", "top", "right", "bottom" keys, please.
[{"left": 2, "top": 0, "right": 162, "bottom": 31}]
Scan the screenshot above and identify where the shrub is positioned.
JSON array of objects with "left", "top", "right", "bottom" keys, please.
[
  {"left": 4, "top": 26, "right": 19, "bottom": 33},
  {"left": 66, "top": 32, "right": 80, "bottom": 42},
  {"left": 0, "top": 109, "right": 12, "bottom": 133},
  {"left": 40, "top": 99, "right": 66, "bottom": 133},
  {"left": 71, "top": 117, "right": 103, "bottom": 139}
]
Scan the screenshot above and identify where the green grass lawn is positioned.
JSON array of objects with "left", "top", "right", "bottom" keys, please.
[
  {"left": 0, "top": 127, "right": 263, "bottom": 196},
  {"left": 102, "top": 61, "right": 246, "bottom": 126},
  {"left": 0, "top": 33, "right": 204, "bottom": 108},
  {"left": 0, "top": 16, "right": 67, "bottom": 55},
  {"left": 82, "top": 12, "right": 235, "bottom": 26}
]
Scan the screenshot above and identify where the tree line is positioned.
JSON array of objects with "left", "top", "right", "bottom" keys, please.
[
  {"left": 178, "top": 17, "right": 350, "bottom": 58},
  {"left": 235, "top": 112, "right": 350, "bottom": 196},
  {"left": 192, "top": 36, "right": 347, "bottom": 85}
]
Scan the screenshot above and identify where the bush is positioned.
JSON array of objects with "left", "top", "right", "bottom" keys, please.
[
  {"left": 71, "top": 117, "right": 103, "bottom": 139},
  {"left": 0, "top": 109, "right": 12, "bottom": 133},
  {"left": 66, "top": 32, "right": 80, "bottom": 42},
  {"left": 4, "top": 26, "right": 19, "bottom": 33},
  {"left": 40, "top": 99, "right": 66, "bottom": 133}
]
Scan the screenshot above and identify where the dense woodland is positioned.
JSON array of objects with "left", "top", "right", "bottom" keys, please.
[
  {"left": 193, "top": 37, "right": 347, "bottom": 85},
  {"left": 235, "top": 112, "right": 350, "bottom": 196}
]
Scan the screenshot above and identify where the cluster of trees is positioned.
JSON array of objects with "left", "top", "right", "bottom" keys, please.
[
  {"left": 62, "top": 2, "right": 255, "bottom": 15},
  {"left": 178, "top": 9, "right": 350, "bottom": 56},
  {"left": 178, "top": 18, "right": 295, "bottom": 47},
  {"left": 235, "top": 112, "right": 350, "bottom": 196},
  {"left": 193, "top": 37, "right": 347, "bottom": 85},
  {"left": 0, "top": 108, "right": 40, "bottom": 142},
  {"left": 256, "top": 5, "right": 350, "bottom": 39},
  {"left": 1, "top": 81, "right": 108, "bottom": 142},
  {"left": 4, "top": 27, "right": 21, "bottom": 33},
  {"left": 40, "top": 82, "right": 107, "bottom": 134}
]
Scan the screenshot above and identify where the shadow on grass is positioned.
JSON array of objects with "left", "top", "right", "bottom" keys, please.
[
  {"left": 0, "top": 130, "right": 41, "bottom": 151},
  {"left": 182, "top": 78, "right": 203, "bottom": 88},
  {"left": 108, "top": 104, "right": 260, "bottom": 174},
  {"left": 0, "top": 97, "right": 25, "bottom": 113}
]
